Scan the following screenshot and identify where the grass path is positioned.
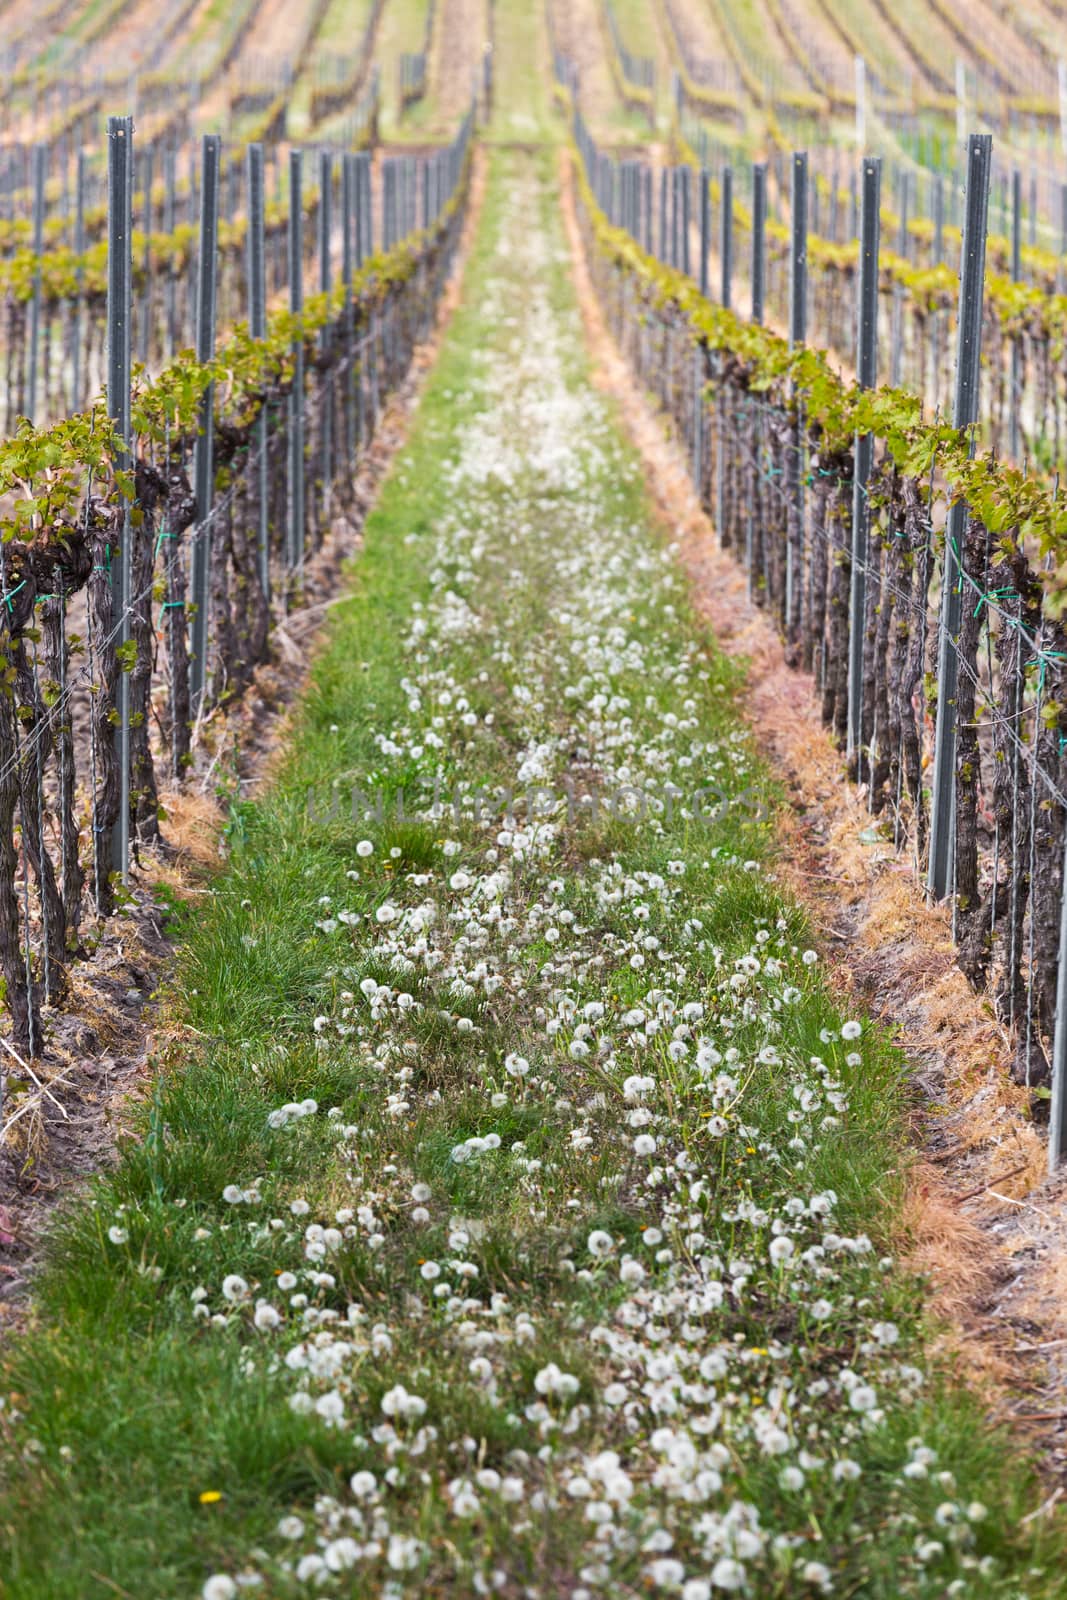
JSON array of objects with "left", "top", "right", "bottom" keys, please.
[
  {"left": 375, "top": 0, "right": 433, "bottom": 139},
  {"left": 0, "top": 22, "right": 1065, "bottom": 1595}
]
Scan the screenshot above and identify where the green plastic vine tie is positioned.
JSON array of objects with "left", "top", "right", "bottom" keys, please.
[
  {"left": 973, "top": 585, "right": 1016, "bottom": 618},
  {"left": 153, "top": 525, "right": 179, "bottom": 560},
  {"left": 1037, "top": 651, "right": 1066, "bottom": 695}
]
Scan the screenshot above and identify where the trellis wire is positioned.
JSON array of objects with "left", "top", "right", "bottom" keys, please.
[
  {"left": 0, "top": 104, "right": 475, "bottom": 1076},
  {"left": 567, "top": 77, "right": 1067, "bottom": 1171}
]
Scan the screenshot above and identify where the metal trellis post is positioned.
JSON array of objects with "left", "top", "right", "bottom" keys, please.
[
  {"left": 1010, "top": 166, "right": 1022, "bottom": 461},
  {"left": 789, "top": 152, "right": 807, "bottom": 346},
  {"left": 699, "top": 166, "right": 709, "bottom": 296},
  {"left": 319, "top": 149, "right": 334, "bottom": 520},
  {"left": 681, "top": 163, "right": 691, "bottom": 278},
  {"left": 751, "top": 162, "right": 766, "bottom": 324},
  {"left": 247, "top": 142, "right": 269, "bottom": 598},
  {"left": 658, "top": 165, "right": 667, "bottom": 262},
  {"left": 288, "top": 148, "right": 306, "bottom": 574},
  {"left": 786, "top": 152, "right": 808, "bottom": 639},
  {"left": 140, "top": 146, "right": 154, "bottom": 367},
  {"left": 71, "top": 146, "right": 86, "bottom": 410},
  {"left": 28, "top": 143, "right": 45, "bottom": 421},
  {"left": 342, "top": 151, "right": 356, "bottom": 461},
  {"left": 720, "top": 164, "right": 733, "bottom": 309},
  {"left": 106, "top": 117, "right": 133, "bottom": 881},
  {"left": 1049, "top": 826, "right": 1067, "bottom": 1170},
  {"left": 928, "top": 133, "right": 993, "bottom": 900},
  {"left": 190, "top": 133, "right": 221, "bottom": 711},
  {"left": 847, "top": 156, "right": 882, "bottom": 767}
]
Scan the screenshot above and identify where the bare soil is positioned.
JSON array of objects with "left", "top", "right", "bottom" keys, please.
[
  {"left": 745, "top": 0, "right": 813, "bottom": 93},
  {"left": 799, "top": 0, "right": 908, "bottom": 91},
  {"left": 669, "top": 0, "right": 734, "bottom": 66},
  {"left": 431, "top": 0, "right": 490, "bottom": 135},
  {"left": 778, "top": 0, "right": 854, "bottom": 85},
  {"left": 960, "top": 0, "right": 1056, "bottom": 92},
  {"left": 548, "top": 0, "right": 627, "bottom": 134}
]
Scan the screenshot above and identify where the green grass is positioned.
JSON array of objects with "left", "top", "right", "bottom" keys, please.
[
  {"left": 611, "top": 0, "right": 664, "bottom": 58},
  {"left": 174, "top": 0, "right": 252, "bottom": 60},
  {"left": 612, "top": 0, "right": 671, "bottom": 118},
  {"left": 0, "top": 25, "right": 1065, "bottom": 1595},
  {"left": 65, "top": 0, "right": 115, "bottom": 41},
  {"left": 315, "top": 0, "right": 375, "bottom": 52},
  {"left": 375, "top": 0, "right": 433, "bottom": 139},
  {"left": 818, "top": 0, "right": 911, "bottom": 85},
  {"left": 488, "top": 0, "right": 556, "bottom": 143},
  {"left": 287, "top": 0, "right": 374, "bottom": 135}
]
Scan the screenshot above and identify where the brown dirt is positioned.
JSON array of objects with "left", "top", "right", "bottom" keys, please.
[
  {"left": 778, "top": 0, "right": 854, "bottom": 85},
  {"left": 1020, "top": 0, "right": 1067, "bottom": 51},
  {"left": 959, "top": 0, "right": 1057, "bottom": 91},
  {"left": 669, "top": 0, "right": 735, "bottom": 67},
  {"left": 868, "top": 0, "right": 956, "bottom": 95},
  {"left": 431, "top": 0, "right": 490, "bottom": 135},
  {"left": 0, "top": 145, "right": 489, "bottom": 1324},
  {"left": 548, "top": 0, "right": 627, "bottom": 134},
  {"left": 802, "top": 0, "right": 913, "bottom": 93},
  {"left": 745, "top": 0, "right": 814, "bottom": 93},
  {"left": 559, "top": 141, "right": 1067, "bottom": 1487},
  {"left": 194, "top": 0, "right": 315, "bottom": 127},
  {"left": 85, "top": 0, "right": 196, "bottom": 76},
  {"left": 231, "top": 0, "right": 320, "bottom": 80},
  {"left": 619, "top": 0, "right": 672, "bottom": 100},
  {"left": 2, "top": 0, "right": 75, "bottom": 65}
]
